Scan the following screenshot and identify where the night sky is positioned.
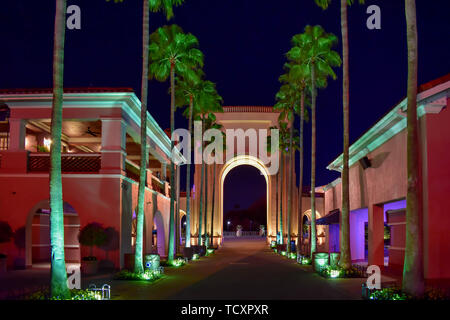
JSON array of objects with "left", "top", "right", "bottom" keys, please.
[{"left": 1, "top": 1, "right": 449, "bottom": 204}]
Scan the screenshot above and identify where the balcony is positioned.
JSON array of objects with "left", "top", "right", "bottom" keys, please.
[{"left": 27, "top": 153, "right": 101, "bottom": 173}]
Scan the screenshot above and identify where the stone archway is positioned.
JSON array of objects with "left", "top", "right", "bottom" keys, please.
[{"left": 218, "top": 155, "right": 272, "bottom": 243}]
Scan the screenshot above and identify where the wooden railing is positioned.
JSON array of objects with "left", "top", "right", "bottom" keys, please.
[
  {"left": 28, "top": 153, "right": 101, "bottom": 173},
  {"left": 222, "top": 106, "right": 276, "bottom": 113}
]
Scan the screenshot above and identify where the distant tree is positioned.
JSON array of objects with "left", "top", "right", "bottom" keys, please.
[
  {"left": 290, "top": 25, "right": 341, "bottom": 258},
  {"left": 149, "top": 24, "right": 203, "bottom": 263}
]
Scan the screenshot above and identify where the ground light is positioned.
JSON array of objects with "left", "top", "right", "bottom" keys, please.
[
  {"left": 330, "top": 269, "right": 340, "bottom": 278},
  {"left": 192, "top": 253, "right": 199, "bottom": 260},
  {"left": 207, "top": 248, "right": 214, "bottom": 255},
  {"left": 281, "top": 251, "right": 287, "bottom": 256},
  {"left": 289, "top": 252, "right": 296, "bottom": 260}
]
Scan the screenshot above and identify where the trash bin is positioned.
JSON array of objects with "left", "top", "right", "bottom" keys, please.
[
  {"left": 144, "top": 254, "right": 160, "bottom": 272},
  {"left": 313, "top": 252, "right": 329, "bottom": 272},
  {"left": 330, "top": 252, "right": 340, "bottom": 267}
]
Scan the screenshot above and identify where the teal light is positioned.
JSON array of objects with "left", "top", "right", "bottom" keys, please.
[{"left": 317, "top": 258, "right": 327, "bottom": 266}]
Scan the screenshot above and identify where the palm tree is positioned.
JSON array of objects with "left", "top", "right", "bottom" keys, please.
[
  {"left": 197, "top": 86, "right": 223, "bottom": 246},
  {"left": 315, "top": 0, "right": 365, "bottom": 272},
  {"left": 403, "top": 0, "right": 424, "bottom": 296},
  {"left": 149, "top": 24, "right": 203, "bottom": 264},
  {"left": 285, "top": 65, "right": 310, "bottom": 254},
  {"left": 49, "top": 0, "right": 69, "bottom": 298},
  {"left": 272, "top": 121, "right": 291, "bottom": 246},
  {"left": 205, "top": 121, "right": 225, "bottom": 248},
  {"left": 110, "top": 0, "right": 185, "bottom": 273},
  {"left": 274, "top": 83, "right": 301, "bottom": 253},
  {"left": 175, "top": 70, "right": 204, "bottom": 249},
  {"left": 290, "top": 25, "right": 341, "bottom": 258}
]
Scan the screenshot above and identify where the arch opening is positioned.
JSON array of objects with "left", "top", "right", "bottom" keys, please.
[
  {"left": 26, "top": 200, "right": 80, "bottom": 268},
  {"left": 219, "top": 155, "right": 271, "bottom": 243}
]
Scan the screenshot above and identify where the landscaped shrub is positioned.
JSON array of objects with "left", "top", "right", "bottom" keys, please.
[
  {"left": 369, "top": 287, "right": 410, "bottom": 300},
  {"left": 26, "top": 289, "right": 102, "bottom": 300},
  {"left": 368, "top": 287, "right": 448, "bottom": 301},
  {"left": 318, "top": 265, "right": 365, "bottom": 278},
  {"left": 78, "top": 222, "right": 107, "bottom": 259},
  {"left": 113, "top": 269, "right": 162, "bottom": 281}
]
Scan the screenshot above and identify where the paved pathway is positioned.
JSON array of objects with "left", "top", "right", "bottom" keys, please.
[
  {"left": 1, "top": 239, "right": 370, "bottom": 300},
  {"left": 91, "top": 238, "right": 365, "bottom": 300}
]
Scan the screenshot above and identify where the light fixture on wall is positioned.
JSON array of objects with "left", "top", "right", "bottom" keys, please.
[
  {"left": 359, "top": 156, "right": 371, "bottom": 170},
  {"left": 43, "top": 137, "right": 52, "bottom": 150}
]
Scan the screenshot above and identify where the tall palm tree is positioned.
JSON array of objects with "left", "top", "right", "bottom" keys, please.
[
  {"left": 149, "top": 24, "right": 203, "bottom": 264},
  {"left": 205, "top": 121, "right": 225, "bottom": 248},
  {"left": 274, "top": 83, "right": 301, "bottom": 253},
  {"left": 403, "top": 0, "right": 424, "bottom": 296},
  {"left": 175, "top": 70, "right": 204, "bottom": 249},
  {"left": 110, "top": 0, "right": 185, "bottom": 273},
  {"left": 290, "top": 25, "right": 341, "bottom": 258},
  {"left": 49, "top": 0, "right": 69, "bottom": 299},
  {"left": 315, "top": 0, "right": 365, "bottom": 272},
  {"left": 271, "top": 121, "right": 291, "bottom": 246},
  {"left": 197, "top": 87, "right": 223, "bottom": 245},
  {"left": 285, "top": 37, "right": 311, "bottom": 255}
]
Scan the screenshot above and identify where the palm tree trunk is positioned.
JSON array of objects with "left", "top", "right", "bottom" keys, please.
[
  {"left": 198, "top": 119, "right": 205, "bottom": 245},
  {"left": 185, "top": 96, "right": 193, "bottom": 248},
  {"left": 297, "top": 91, "right": 305, "bottom": 253},
  {"left": 175, "top": 165, "right": 180, "bottom": 253},
  {"left": 134, "top": 0, "right": 149, "bottom": 274},
  {"left": 339, "top": 0, "right": 352, "bottom": 269},
  {"left": 403, "top": 0, "right": 424, "bottom": 296},
  {"left": 287, "top": 117, "right": 294, "bottom": 253},
  {"left": 204, "top": 162, "right": 209, "bottom": 246},
  {"left": 279, "top": 152, "right": 284, "bottom": 245},
  {"left": 50, "top": 0, "right": 69, "bottom": 299},
  {"left": 210, "top": 164, "right": 216, "bottom": 247},
  {"left": 310, "top": 64, "right": 317, "bottom": 258},
  {"left": 276, "top": 167, "right": 279, "bottom": 243},
  {"left": 167, "top": 62, "right": 176, "bottom": 264}
]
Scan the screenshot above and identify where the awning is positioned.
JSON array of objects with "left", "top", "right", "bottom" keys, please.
[{"left": 305, "top": 209, "right": 340, "bottom": 225}]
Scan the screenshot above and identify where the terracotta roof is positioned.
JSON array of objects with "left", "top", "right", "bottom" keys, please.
[
  {"left": 418, "top": 73, "right": 450, "bottom": 93},
  {"left": 0, "top": 87, "right": 135, "bottom": 95}
]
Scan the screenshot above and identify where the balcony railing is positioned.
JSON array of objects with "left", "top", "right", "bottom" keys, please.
[{"left": 28, "top": 153, "right": 101, "bottom": 173}]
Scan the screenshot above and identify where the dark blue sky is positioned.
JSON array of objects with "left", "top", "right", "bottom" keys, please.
[{"left": 1, "top": 0, "right": 449, "bottom": 194}]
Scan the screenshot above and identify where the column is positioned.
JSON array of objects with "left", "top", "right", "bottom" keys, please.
[
  {"left": 368, "top": 204, "right": 385, "bottom": 268},
  {"left": 100, "top": 118, "right": 126, "bottom": 174},
  {"left": 8, "top": 118, "right": 26, "bottom": 151}
]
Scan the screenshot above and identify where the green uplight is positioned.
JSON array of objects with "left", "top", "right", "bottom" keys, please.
[
  {"left": 207, "top": 248, "right": 214, "bottom": 255},
  {"left": 289, "top": 253, "right": 297, "bottom": 260},
  {"left": 330, "top": 269, "right": 340, "bottom": 278},
  {"left": 317, "top": 258, "right": 327, "bottom": 266},
  {"left": 192, "top": 254, "right": 199, "bottom": 260},
  {"left": 281, "top": 251, "right": 287, "bottom": 256},
  {"left": 301, "top": 258, "right": 311, "bottom": 265}
]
